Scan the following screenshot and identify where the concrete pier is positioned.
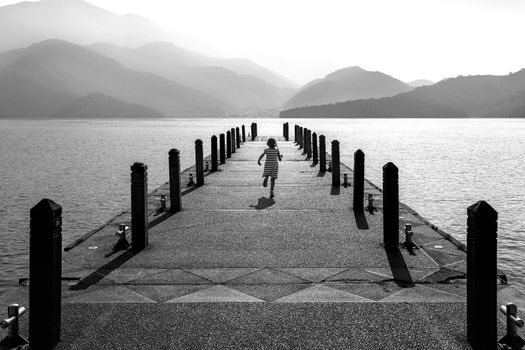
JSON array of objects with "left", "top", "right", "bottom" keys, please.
[{"left": 1, "top": 133, "right": 522, "bottom": 349}]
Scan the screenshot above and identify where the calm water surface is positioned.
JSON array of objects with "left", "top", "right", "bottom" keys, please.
[{"left": 0, "top": 118, "right": 523, "bottom": 294}]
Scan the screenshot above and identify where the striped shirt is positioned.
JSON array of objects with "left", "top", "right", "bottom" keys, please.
[{"left": 263, "top": 147, "right": 280, "bottom": 179}]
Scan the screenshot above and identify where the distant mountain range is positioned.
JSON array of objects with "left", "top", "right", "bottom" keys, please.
[
  {"left": 87, "top": 42, "right": 296, "bottom": 112},
  {"left": 0, "top": 40, "right": 226, "bottom": 117},
  {"left": 0, "top": 0, "right": 297, "bottom": 118},
  {"left": 54, "top": 93, "right": 163, "bottom": 118},
  {"left": 280, "top": 70, "right": 525, "bottom": 118},
  {"left": 283, "top": 66, "right": 413, "bottom": 109},
  {"left": 1, "top": 0, "right": 524, "bottom": 119}
]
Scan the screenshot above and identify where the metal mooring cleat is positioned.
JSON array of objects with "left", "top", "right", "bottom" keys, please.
[
  {"left": 187, "top": 174, "right": 195, "bottom": 188},
  {"left": 327, "top": 161, "right": 332, "bottom": 172},
  {"left": 498, "top": 303, "right": 525, "bottom": 350},
  {"left": 343, "top": 173, "right": 349, "bottom": 188},
  {"left": 0, "top": 304, "right": 28, "bottom": 349},
  {"left": 401, "top": 223, "right": 418, "bottom": 249},
  {"left": 157, "top": 194, "right": 167, "bottom": 213},
  {"left": 205, "top": 162, "right": 209, "bottom": 172},
  {"left": 367, "top": 193, "right": 375, "bottom": 212},
  {"left": 113, "top": 223, "right": 130, "bottom": 251}
]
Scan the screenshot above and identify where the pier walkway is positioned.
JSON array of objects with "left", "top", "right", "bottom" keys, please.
[{"left": 2, "top": 135, "right": 521, "bottom": 349}]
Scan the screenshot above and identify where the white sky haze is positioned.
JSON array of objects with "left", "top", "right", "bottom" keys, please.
[{"left": 1, "top": 0, "right": 524, "bottom": 84}]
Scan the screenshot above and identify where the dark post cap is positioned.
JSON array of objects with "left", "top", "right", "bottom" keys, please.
[
  {"left": 169, "top": 149, "right": 180, "bottom": 155},
  {"left": 313, "top": 132, "right": 317, "bottom": 136},
  {"left": 383, "top": 162, "right": 398, "bottom": 172},
  {"left": 211, "top": 135, "right": 217, "bottom": 140},
  {"left": 355, "top": 149, "right": 364, "bottom": 157},
  {"left": 332, "top": 140, "right": 339, "bottom": 145},
  {"left": 195, "top": 139, "right": 203, "bottom": 145},
  {"left": 320, "top": 135, "right": 325, "bottom": 139},
  {"left": 467, "top": 200, "right": 498, "bottom": 219},
  {"left": 131, "top": 162, "right": 147, "bottom": 171},
  {"left": 30, "top": 199, "right": 62, "bottom": 220}
]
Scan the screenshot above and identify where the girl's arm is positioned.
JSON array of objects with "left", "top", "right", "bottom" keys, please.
[
  {"left": 257, "top": 150, "right": 265, "bottom": 165},
  {"left": 278, "top": 149, "right": 283, "bottom": 161}
]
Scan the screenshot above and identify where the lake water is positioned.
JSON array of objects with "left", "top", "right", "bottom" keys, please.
[{"left": 0, "top": 118, "right": 523, "bottom": 294}]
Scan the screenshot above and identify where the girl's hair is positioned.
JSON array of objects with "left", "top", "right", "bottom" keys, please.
[{"left": 267, "top": 138, "right": 277, "bottom": 148}]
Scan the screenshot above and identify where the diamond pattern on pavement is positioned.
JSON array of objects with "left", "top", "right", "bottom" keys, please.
[
  {"left": 63, "top": 285, "right": 156, "bottom": 303},
  {"left": 274, "top": 284, "right": 374, "bottom": 303},
  {"left": 186, "top": 268, "right": 261, "bottom": 283},
  {"left": 226, "top": 267, "right": 309, "bottom": 285},
  {"left": 275, "top": 267, "right": 348, "bottom": 283},
  {"left": 379, "top": 285, "right": 465, "bottom": 302},
  {"left": 326, "top": 268, "right": 390, "bottom": 283},
  {"left": 126, "top": 269, "right": 211, "bottom": 284},
  {"left": 127, "top": 285, "right": 210, "bottom": 303},
  {"left": 230, "top": 283, "right": 310, "bottom": 302},
  {"left": 167, "top": 285, "right": 264, "bottom": 303}
]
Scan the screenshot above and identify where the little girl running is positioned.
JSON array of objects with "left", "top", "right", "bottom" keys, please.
[{"left": 258, "top": 138, "right": 283, "bottom": 198}]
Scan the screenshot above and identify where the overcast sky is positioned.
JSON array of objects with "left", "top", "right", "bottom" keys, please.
[{"left": 2, "top": 0, "right": 524, "bottom": 84}]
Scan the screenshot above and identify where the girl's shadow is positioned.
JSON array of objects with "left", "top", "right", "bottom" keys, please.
[{"left": 250, "top": 196, "right": 275, "bottom": 210}]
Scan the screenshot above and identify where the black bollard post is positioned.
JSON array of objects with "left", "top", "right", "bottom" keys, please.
[
  {"left": 467, "top": 201, "right": 498, "bottom": 350},
  {"left": 195, "top": 139, "right": 204, "bottom": 186},
  {"left": 294, "top": 125, "right": 298, "bottom": 143},
  {"left": 306, "top": 129, "right": 312, "bottom": 159},
  {"left": 219, "top": 133, "right": 226, "bottom": 164},
  {"left": 298, "top": 127, "right": 303, "bottom": 149},
  {"left": 383, "top": 162, "right": 399, "bottom": 249},
  {"left": 254, "top": 123, "right": 258, "bottom": 139},
  {"left": 331, "top": 140, "right": 340, "bottom": 186},
  {"left": 211, "top": 135, "right": 218, "bottom": 172},
  {"left": 231, "top": 128, "right": 236, "bottom": 154},
  {"left": 312, "top": 132, "right": 318, "bottom": 165},
  {"left": 242, "top": 125, "right": 246, "bottom": 142},
  {"left": 250, "top": 123, "right": 254, "bottom": 141},
  {"left": 29, "top": 199, "right": 62, "bottom": 349},
  {"left": 319, "top": 135, "right": 326, "bottom": 172},
  {"left": 226, "top": 131, "right": 232, "bottom": 158},
  {"left": 131, "top": 162, "right": 148, "bottom": 251},
  {"left": 303, "top": 128, "right": 308, "bottom": 154},
  {"left": 302, "top": 128, "right": 308, "bottom": 155},
  {"left": 169, "top": 149, "right": 182, "bottom": 213},
  {"left": 285, "top": 123, "right": 289, "bottom": 141},
  {"left": 236, "top": 127, "right": 241, "bottom": 148},
  {"left": 353, "top": 150, "right": 365, "bottom": 211}
]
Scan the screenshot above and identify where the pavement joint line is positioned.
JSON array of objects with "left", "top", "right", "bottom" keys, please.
[
  {"left": 413, "top": 243, "right": 440, "bottom": 268},
  {"left": 178, "top": 269, "right": 215, "bottom": 283},
  {"left": 442, "top": 259, "right": 466, "bottom": 268},
  {"left": 418, "top": 269, "right": 444, "bottom": 281}
]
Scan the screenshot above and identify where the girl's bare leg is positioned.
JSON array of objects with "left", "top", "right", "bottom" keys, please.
[
  {"left": 263, "top": 176, "right": 268, "bottom": 187},
  {"left": 270, "top": 178, "right": 276, "bottom": 197}
]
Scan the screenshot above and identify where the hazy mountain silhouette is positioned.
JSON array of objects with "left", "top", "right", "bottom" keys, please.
[
  {"left": 408, "top": 79, "right": 434, "bottom": 87},
  {"left": 87, "top": 42, "right": 296, "bottom": 112},
  {"left": 283, "top": 66, "right": 412, "bottom": 109},
  {"left": 54, "top": 93, "right": 163, "bottom": 118},
  {"left": 218, "top": 58, "right": 298, "bottom": 89},
  {"left": 280, "top": 70, "right": 525, "bottom": 118},
  {"left": 0, "top": 40, "right": 228, "bottom": 118},
  {"left": 0, "top": 0, "right": 298, "bottom": 91},
  {"left": 0, "top": 0, "right": 210, "bottom": 54}
]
